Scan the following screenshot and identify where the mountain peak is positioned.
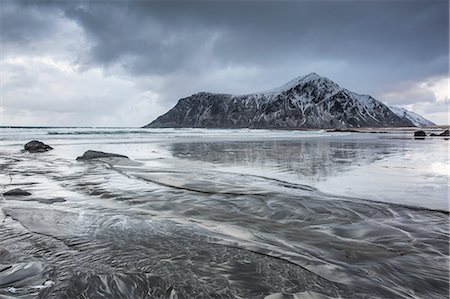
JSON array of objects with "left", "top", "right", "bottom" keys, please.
[
  {"left": 287, "top": 72, "right": 331, "bottom": 85},
  {"left": 302, "top": 72, "right": 322, "bottom": 80},
  {"left": 257, "top": 72, "right": 339, "bottom": 96}
]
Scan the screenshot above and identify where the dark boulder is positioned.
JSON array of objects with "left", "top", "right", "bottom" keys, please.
[
  {"left": 76, "top": 150, "right": 129, "bottom": 161},
  {"left": 414, "top": 131, "right": 426, "bottom": 138},
  {"left": 3, "top": 188, "right": 31, "bottom": 196},
  {"left": 24, "top": 140, "right": 53, "bottom": 153},
  {"left": 429, "top": 129, "right": 449, "bottom": 137},
  {"left": 439, "top": 129, "right": 449, "bottom": 137}
]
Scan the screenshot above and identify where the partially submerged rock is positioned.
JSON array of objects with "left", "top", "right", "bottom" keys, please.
[
  {"left": 414, "top": 131, "right": 426, "bottom": 138},
  {"left": 24, "top": 140, "right": 53, "bottom": 153},
  {"left": 429, "top": 129, "right": 449, "bottom": 137},
  {"left": 76, "top": 150, "right": 129, "bottom": 161},
  {"left": 438, "top": 129, "right": 449, "bottom": 137},
  {"left": 3, "top": 188, "right": 31, "bottom": 196}
]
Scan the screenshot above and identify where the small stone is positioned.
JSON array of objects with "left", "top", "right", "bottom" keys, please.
[
  {"left": 24, "top": 140, "right": 53, "bottom": 153},
  {"left": 76, "top": 150, "right": 129, "bottom": 161},
  {"left": 3, "top": 188, "right": 31, "bottom": 196}
]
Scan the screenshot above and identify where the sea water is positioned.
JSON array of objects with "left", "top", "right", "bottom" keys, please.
[{"left": 0, "top": 127, "right": 448, "bottom": 298}]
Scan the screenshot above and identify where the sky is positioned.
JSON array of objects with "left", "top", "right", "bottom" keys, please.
[{"left": 1, "top": 0, "right": 449, "bottom": 127}]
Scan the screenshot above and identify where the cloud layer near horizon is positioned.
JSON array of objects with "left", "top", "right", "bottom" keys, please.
[{"left": 1, "top": 0, "right": 448, "bottom": 126}]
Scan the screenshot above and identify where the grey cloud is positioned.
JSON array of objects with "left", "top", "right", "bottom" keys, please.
[
  {"left": 60, "top": 1, "right": 449, "bottom": 77},
  {"left": 1, "top": 1, "right": 62, "bottom": 48},
  {"left": 62, "top": 3, "right": 221, "bottom": 75},
  {"left": 422, "top": 99, "right": 450, "bottom": 114},
  {"left": 5, "top": 0, "right": 447, "bottom": 80}
]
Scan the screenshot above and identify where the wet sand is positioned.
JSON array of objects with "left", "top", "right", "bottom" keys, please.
[{"left": 0, "top": 128, "right": 448, "bottom": 298}]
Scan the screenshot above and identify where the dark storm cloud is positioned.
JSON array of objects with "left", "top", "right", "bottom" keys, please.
[
  {"left": 9, "top": 0, "right": 442, "bottom": 79},
  {"left": 0, "top": 1, "right": 59, "bottom": 46},
  {"left": 76, "top": 1, "right": 448, "bottom": 76},
  {"left": 64, "top": 2, "right": 215, "bottom": 74}
]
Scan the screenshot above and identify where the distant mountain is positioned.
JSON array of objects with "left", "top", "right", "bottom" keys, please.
[
  {"left": 388, "top": 106, "right": 435, "bottom": 127},
  {"left": 144, "top": 73, "right": 426, "bottom": 129}
]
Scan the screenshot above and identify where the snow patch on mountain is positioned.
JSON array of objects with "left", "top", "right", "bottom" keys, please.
[
  {"left": 388, "top": 106, "right": 435, "bottom": 127},
  {"left": 145, "top": 73, "right": 428, "bottom": 129}
]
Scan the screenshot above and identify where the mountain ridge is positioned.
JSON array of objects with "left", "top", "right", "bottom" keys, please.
[
  {"left": 144, "top": 73, "right": 434, "bottom": 129},
  {"left": 388, "top": 106, "right": 435, "bottom": 127}
]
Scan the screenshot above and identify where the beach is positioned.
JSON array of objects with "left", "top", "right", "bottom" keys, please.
[{"left": 0, "top": 127, "right": 448, "bottom": 298}]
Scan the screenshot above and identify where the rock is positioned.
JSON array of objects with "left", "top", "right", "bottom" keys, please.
[
  {"left": 37, "top": 197, "right": 66, "bottom": 204},
  {"left": 76, "top": 150, "right": 129, "bottom": 161},
  {"left": 3, "top": 188, "right": 31, "bottom": 196},
  {"left": 439, "top": 129, "right": 449, "bottom": 137},
  {"left": 430, "top": 129, "right": 449, "bottom": 137},
  {"left": 24, "top": 140, "right": 53, "bottom": 153},
  {"left": 414, "top": 131, "right": 426, "bottom": 137}
]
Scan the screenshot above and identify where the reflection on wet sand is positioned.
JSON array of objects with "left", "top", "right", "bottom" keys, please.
[{"left": 171, "top": 139, "right": 398, "bottom": 181}]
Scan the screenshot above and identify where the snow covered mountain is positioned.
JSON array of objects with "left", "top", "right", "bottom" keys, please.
[
  {"left": 388, "top": 106, "right": 435, "bottom": 127},
  {"left": 144, "top": 73, "right": 424, "bottom": 129}
]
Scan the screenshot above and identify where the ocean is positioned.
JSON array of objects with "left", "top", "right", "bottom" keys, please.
[{"left": 0, "top": 127, "right": 448, "bottom": 298}]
